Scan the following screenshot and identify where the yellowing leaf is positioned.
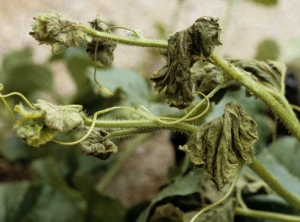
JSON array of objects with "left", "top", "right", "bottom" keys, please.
[{"left": 179, "top": 101, "right": 257, "bottom": 190}]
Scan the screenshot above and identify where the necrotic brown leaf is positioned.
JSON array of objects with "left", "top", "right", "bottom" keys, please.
[
  {"left": 150, "top": 17, "right": 221, "bottom": 109},
  {"left": 179, "top": 101, "right": 257, "bottom": 190}
]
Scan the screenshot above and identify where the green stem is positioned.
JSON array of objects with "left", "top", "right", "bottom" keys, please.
[
  {"left": 248, "top": 158, "right": 300, "bottom": 209},
  {"left": 77, "top": 24, "right": 168, "bottom": 48},
  {"left": 83, "top": 118, "right": 197, "bottom": 133},
  {"left": 210, "top": 53, "right": 300, "bottom": 142},
  {"left": 235, "top": 207, "right": 300, "bottom": 222},
  {"left": 107, "top": 128, "right": 157, "bottom": 139},
  {"left": 96, "top": 134, "right": 150, "bottom": 193}
]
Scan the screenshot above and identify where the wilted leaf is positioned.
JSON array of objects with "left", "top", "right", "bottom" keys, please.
[
  {"left": 150, "top": 17, "right": 221, "bottom": 109},
  {"left": 255, "top": 39, "right": 280, "bottom": 61},
  {"left": 80, "top": 127, "right": 118, "bottom": 160},
  {"left": 230, "top": 59, "right": 286, "bottom": 93},
  {"left": 180, "top": 101, "right": 257, "bottom": 190},
  {"left": 192, "top": 64, "right": 237, "bottom": 94},
  {"left": 149, "top": 203, "right": 184, "bottom": 222},
  {"left": 183, "top": 198, "right": 235, "bottom": 222}
]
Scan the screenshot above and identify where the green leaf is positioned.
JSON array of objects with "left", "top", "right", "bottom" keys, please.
[
  {"left": 247, "top": 0, "right": 279, "bottom": 6},
  {"left": 86, "top": 67, "right": 150, "bottom": 105},
  {"left": 73, "top": 173, "right": 127, "bottom": 221},
  {"left": 256, "top": 148, "right": 300, "bottom": 199},
  {"left": 15, "top": 184, "right": 85, "bottom": 222},
  {"left": 2, "top": 48, "right": 33, "bottom": 72},
  {"left": 137, "top": 171, "right": 204, "bottom": 222},
  {"left": 270, "top": 137, "right": 300, "bottom": 178},
  {"left": 0, "top": 138, "right": 30, "bottom": 161},
  {"left": 4, "top": 63, "right": 53, "bottom": 95},
  {"left": 0, "top": 181, "right": 84, "bottom": 222},
  {"left": 0, "top": 181, "right": 30, "bottom": 221},
  {"left": 255, "top": 39, "right": 280, "bottom": 61},
  {"left": 180, "top": 101, "right": 257, "bottom": 190}
]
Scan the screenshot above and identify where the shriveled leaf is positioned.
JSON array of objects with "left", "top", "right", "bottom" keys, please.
[
  {"left": 86, "top": 16, "right": 117, "bottom": 67},
  {"left": 151, "top": 17, "right": 221, "bottom": 109},
  {"left": 205, "top": 88, "right": 274, "bottom": 151},
  {"left": 230, "top": 59, "right": 286, "bottom": 93},
  {"left": 183, "top": 198, "right": 235, "bottom": 222},
  {"left": 80, "top": 127, "right": 118, "bottom": 160},
  {"left": 180, "top": 101, "right": 257, "bottom": 190},
  {"left": 192, "top": 64, "right": 237, "bottom": 94},
  {"left": 255, "top": 39, "right": 280, "bottom": 61},
  {"left": 149, "top": 203, "right": 184, "bottom": 222},
  {"left": 30, "top": 11, "right": 91, "bottom": 47}
]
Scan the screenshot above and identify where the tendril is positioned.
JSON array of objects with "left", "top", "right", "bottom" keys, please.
[
  {"left": 93, "top": 41, "right": 114, "bottom": 96},
  {"left": 190, "top": 165, "right": 243, "bottom": 222}
]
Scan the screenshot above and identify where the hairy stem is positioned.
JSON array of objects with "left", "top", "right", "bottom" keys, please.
[
  {"left": 83, "top": 118, "right": 197, "bottom": 133},
  {"left": 210, "top": 53, "right": 300, "bottom": 142},
  {"left": 77, "top": 24, "right": 168, "bottom": 48},
  {"left": 248, "top": 158, "right": 300, "bottom": 209}
]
